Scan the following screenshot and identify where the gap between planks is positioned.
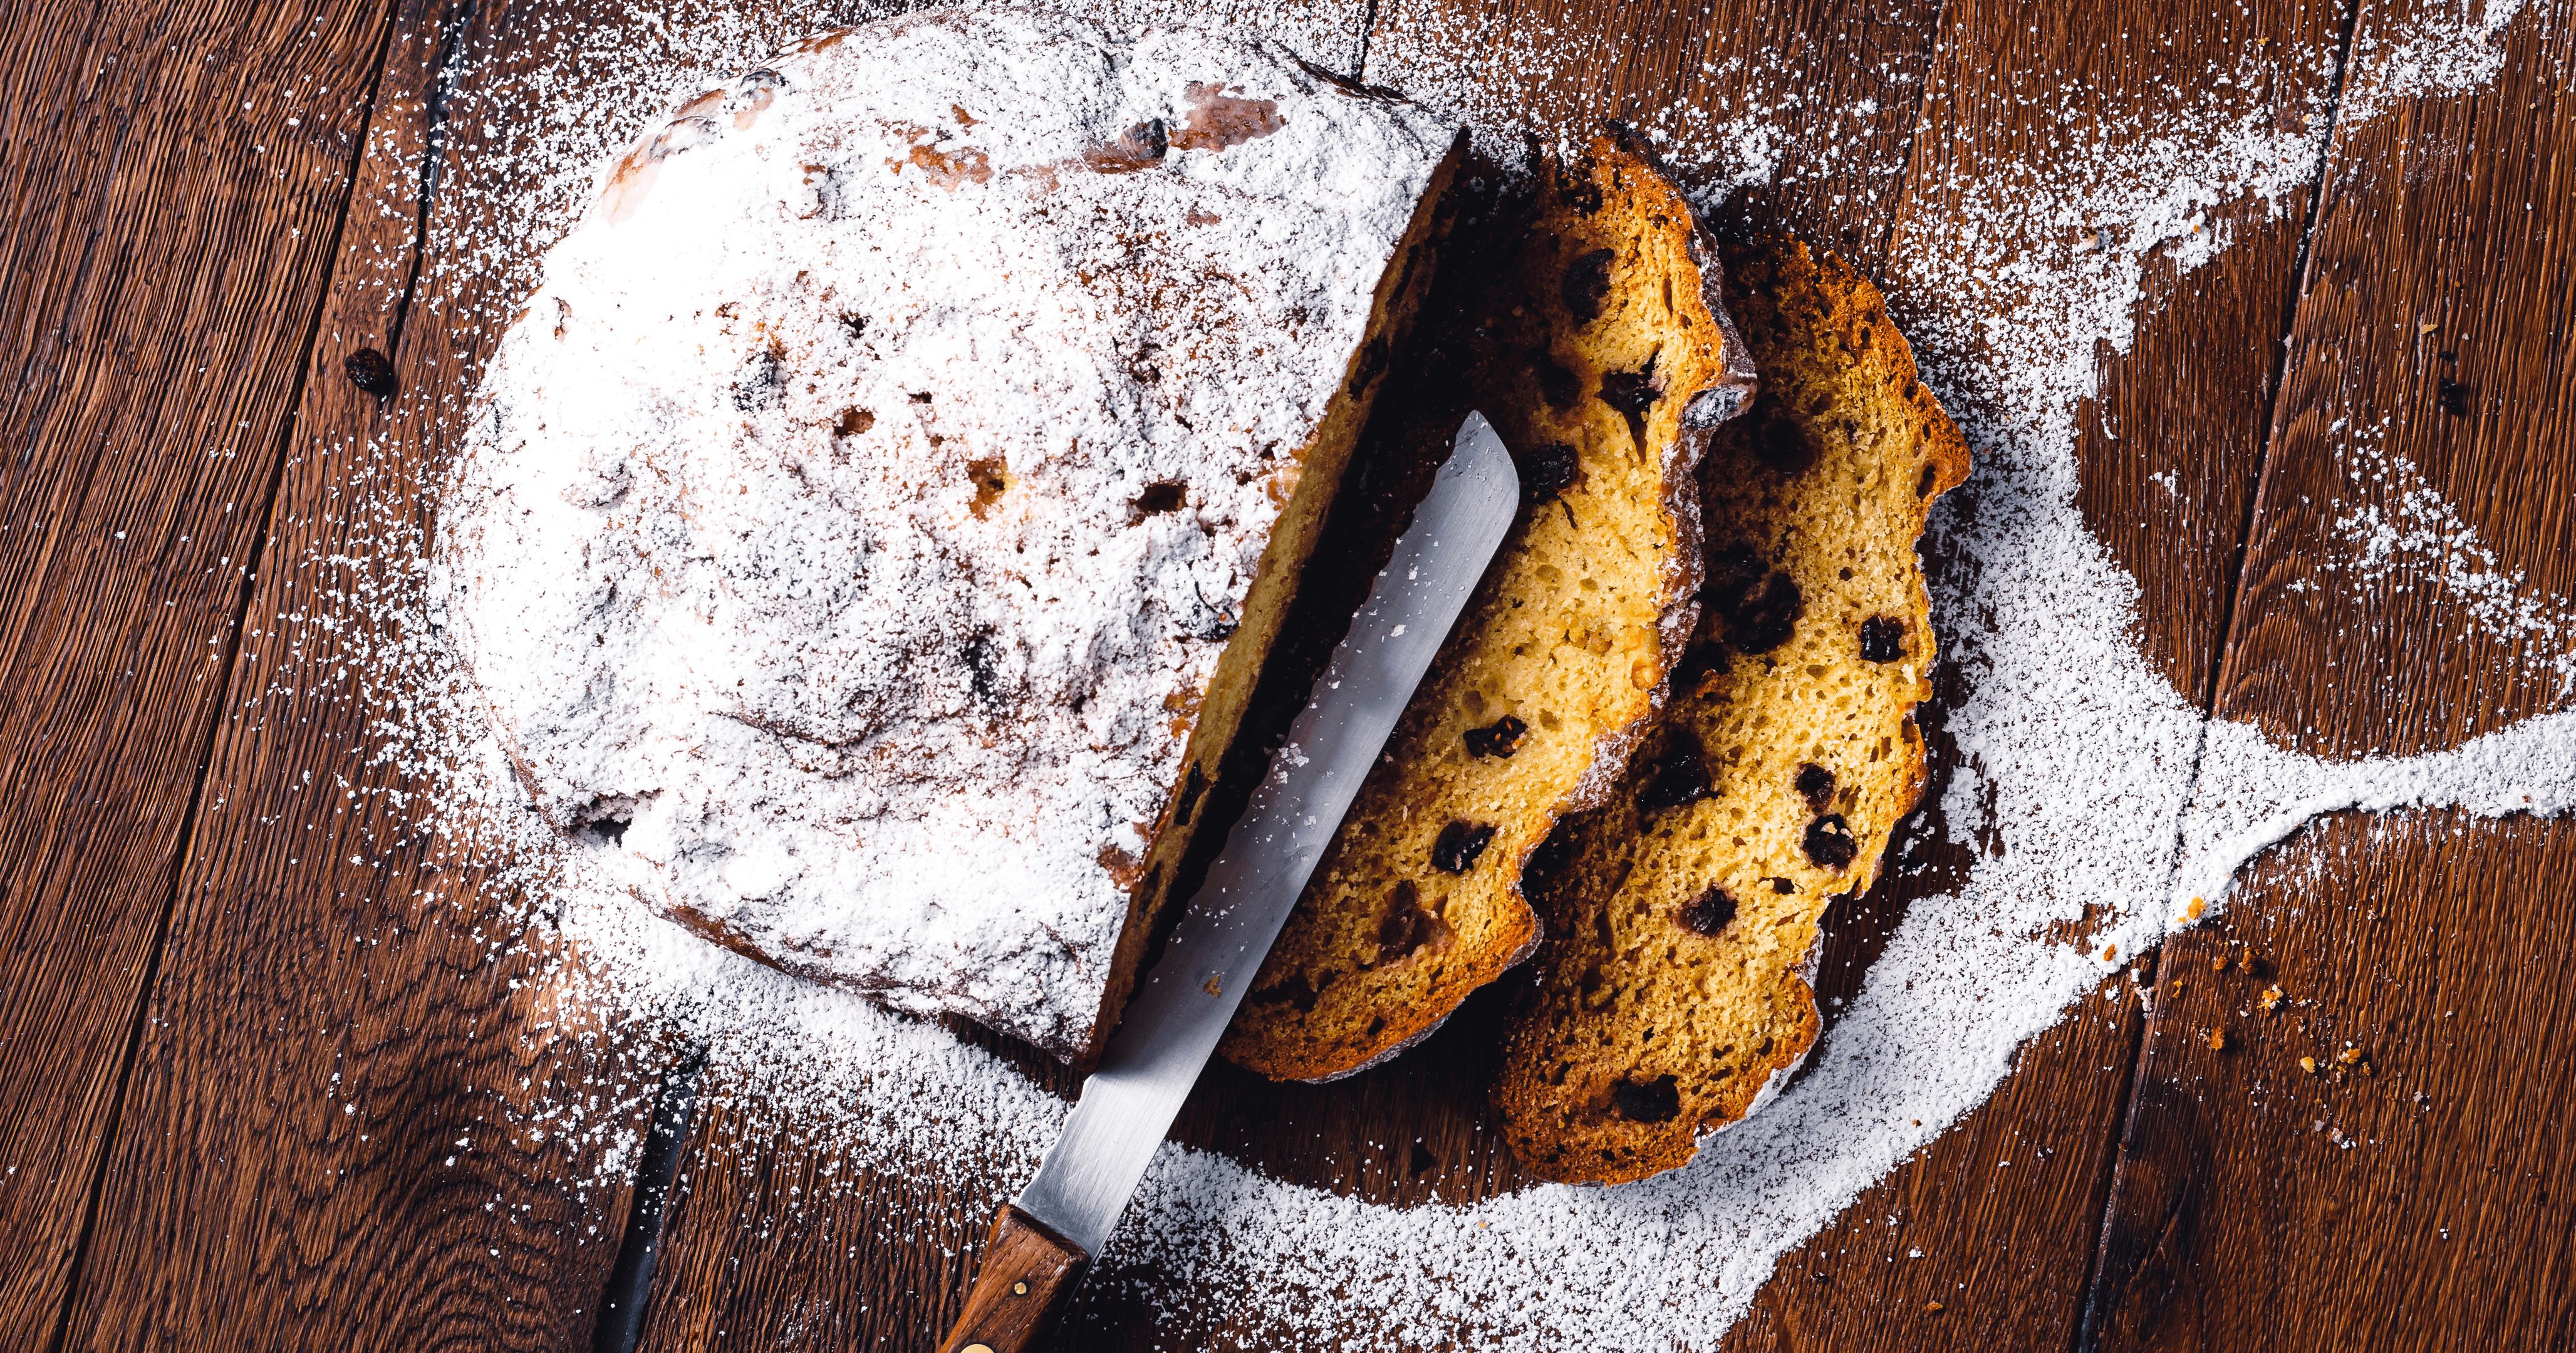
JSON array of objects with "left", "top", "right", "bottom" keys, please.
[
  {"left": 34, "top": 2, "right": 415, "bottom": 1349},
  {"left": 2070, "top": 0, "right": 2374, "bottom": 1345}
]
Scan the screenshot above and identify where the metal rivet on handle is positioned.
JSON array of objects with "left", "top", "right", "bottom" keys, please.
[
  {"left": 964, "top": 1344, "right": 995, "bottom": 1353},
  {"left": 1012, "top": 1281, "right": 1029, "bottom": 1295}
]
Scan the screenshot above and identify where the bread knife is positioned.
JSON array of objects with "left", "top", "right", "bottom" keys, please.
[{"left": 937, "top": 413, "right": 1521, "bottom": 1353}]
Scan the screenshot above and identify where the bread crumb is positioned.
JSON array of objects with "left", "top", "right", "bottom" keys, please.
[
  {"left": 2205, "top": 1029, "right": 2227, "bottom": 1051},
  {"left": 2259, "top": 985, "right": 2284, "bottom": 1012},
  {"left": 2300, "top": 1055, "right": 2319, "bottom": 1074},
  {"left": 2184, "top": 896, "right": 2207, "bottom": 921},
  {"left": 1925, "top": 1301, "right": 1945, "bottom": 1314}
]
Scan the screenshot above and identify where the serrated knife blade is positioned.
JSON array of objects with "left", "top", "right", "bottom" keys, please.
[{"left": 937, "top": 413, "right": 1520, "bottom": 1353}]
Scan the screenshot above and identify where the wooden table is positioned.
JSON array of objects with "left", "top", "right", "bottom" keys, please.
[{"left": 2, "top": 0, "right": 2570, "bottom": 1347}]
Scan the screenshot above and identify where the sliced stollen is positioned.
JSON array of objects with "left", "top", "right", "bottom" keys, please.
[
  {"left": 434, "top": 9, "right": 1462, "bottom": 1062},
  {"left": 1219, "top": 130, "right": 1758, "bottom": 1082},
  {"left": 1492, "top": 235, "right": 1971, "bottom": 1183}
]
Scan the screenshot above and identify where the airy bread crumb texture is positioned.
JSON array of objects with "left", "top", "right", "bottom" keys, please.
[
  {"left": 1492, "top": 236, "right": 1970, "bottom": 1183},
  {"left": 1221, "top": 131, "right": 1756, "bottom": 1083}
]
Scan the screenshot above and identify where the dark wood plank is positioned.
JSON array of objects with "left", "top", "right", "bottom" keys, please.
[
  {"left": 0, "top": 0, "right": 401, "bottom": 1340},
  {"left": 2087, "top": 5, "right": 2576, "bottom": 1347},
  {"left": 1886, "top": 0, "right": 2354, "bottom": 708},
  {"left": 1368, "top": 0, "right": 1943, "bottom": 271},
  {"left": 48, "top": 0, "right": 700, "bottom": 1346},
  {"left": 1709, "top": 0, "right": 2354, "bottom": 1344},
  {"left": 2087, "top": 814, "right": 2576, "bottom": 1350}
]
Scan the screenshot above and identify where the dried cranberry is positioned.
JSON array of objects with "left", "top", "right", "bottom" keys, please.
[
  {"left": 1638, "top": 742, "right": 1710, "bottom": 812},
  {"left": 1535, "top": 356, "right": 1580, "bottom": 410},
  {"left": 1795, "top": 762, "right": 1836, "bottom": 813},
  {"left": 1611, "top": 1074, "right": 1680, "bottom": 1123},
  {"left": 1431, "top": 819, "right": 1497, "bottom": 873},
  {"left": 1677, "top": 887, "right": 1737, "bottom": 936},
  {"left": 2437, "top": 376, "right": 2471, "bottom": 417},
  {"left": 1517, "top": 442, "right": 1579, "bottom": 504},
  {"left": 1670, "top": 642, "right": 1728, "bottom": 692},
  {"left": 1522, "top": 826, "right": 1577, "bottom": 894},
  {"left": 1133, "top": 481, "right": 1186, "bottom": 516},
  {"left": 1378, "top": 901, "right": 1438, "bottom": 963},
  {"left": 1859, "top": 615, "right": 1907, "bottom": 663},
  {"left": 344, "top": 347, "right": 398, "bottom": 397},
  {"left": 734, "top": 350, "right": 784, "bottom": 410},
  {"left": 1804, "top": 814, "right": 1858, "bottom": 870},
  {"left": 1756, "top": 415, "right": 1819, "bottom": 474},
  {"left": 1464, "top": 714, "right": 1530, "bottom": 759},
  {"left": 963, "top": 631, "right": 1003, "bottom": 707},
  {"left": 1715, "top": 571, "right": 1802, "bottom": 653},
  {"left": 1598, "top": 357, "right": 1662, "bottom": 413},
  {"left": 1085, "top": 118, "right": 1168, "bottom": 173},
  {"left": 1705, "top": 542, "right": 1763, "bottom": 596},
  {"left": 1561, "top": 247, "right": 1614, "bottom": 324}
]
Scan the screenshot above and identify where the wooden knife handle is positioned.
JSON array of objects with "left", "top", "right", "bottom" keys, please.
[{"left": 937, "top": 1204, "right": 1090, "bottom": 1353}]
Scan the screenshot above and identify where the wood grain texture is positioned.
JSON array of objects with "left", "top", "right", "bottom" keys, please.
[
  {"left": 1705, "top": 1, "right": 2352, "bottom": 1345},
  {"left": 1884, "top": 0, "right": 2357, "bottom": 705},
  {"left": 2085, "top": 814, "right": 2576, "bottom": 1350},
  {"left": 51, "top": 0, "right": 673, "bottom": 1347},
  {"left": 0, "top": 0, "right": 399, "bottom": 1340},
  {"left": 2216, "top": 2, "right": 2576, "bottom": 759},
  {"left": 1, "top": 0, "right": 2564, "bottom": 1347},
  {"left": 1368, "top": 0, "right": 1944, "bottom": 271},
  {"left": 938, "top": 1206, "right": 1090, "bottom": 1353},
  {"left": 2088, "top": 4, "right": 2576, "bottom": 1348}
]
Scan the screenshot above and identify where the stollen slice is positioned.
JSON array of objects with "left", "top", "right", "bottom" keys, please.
[
  {"left": 1492, "top": 234, "right": 1971, "bottom": 1184},
  {"left": 1220, "top": 128, "right": 1758, "bottom": 1082}
]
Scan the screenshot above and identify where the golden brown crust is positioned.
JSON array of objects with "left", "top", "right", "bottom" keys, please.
[
  {"left": 1218, "top": 135, "right": 1758, "bottom": 1082},
  {"left": 1490, "top": 234, "right": 1970, "bottom": 1183},
  {"left": 1078, "top": 138, "right": 1468, "bottom": 1068}
]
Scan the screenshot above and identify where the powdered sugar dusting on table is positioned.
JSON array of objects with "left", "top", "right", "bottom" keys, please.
[
  {"left": 434, "top": 9, "right": 1454, "bottom": 1055},
  {"left": 306, "top": 1, "right": 2576, "bottom": 1347}
]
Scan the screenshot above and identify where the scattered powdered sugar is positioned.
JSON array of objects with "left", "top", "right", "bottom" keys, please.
[
  {"left": 2342, "top": 0, "right": 2536, "bottom": 124},
  {"left": 2314, "top": 415, "right": 2576, "bottom": 697},
  {"left": 2180, "top": 709, "right": 2576, "bottom": 911},
  {"left": 301, "top": 0, "right": 2576, "bottom": 1347},
  {"left": 435, "top": 9, "right": 1455, "bottom": 1056}
]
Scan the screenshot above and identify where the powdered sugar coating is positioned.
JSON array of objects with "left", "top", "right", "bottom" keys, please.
[{"left": 435, "top": 9, "right": 1454, "bottom": 1054}]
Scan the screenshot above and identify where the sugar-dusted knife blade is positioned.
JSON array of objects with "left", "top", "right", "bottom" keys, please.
[{"left": 937, "top": 414, "right": 1520, "bottom": 1353}]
